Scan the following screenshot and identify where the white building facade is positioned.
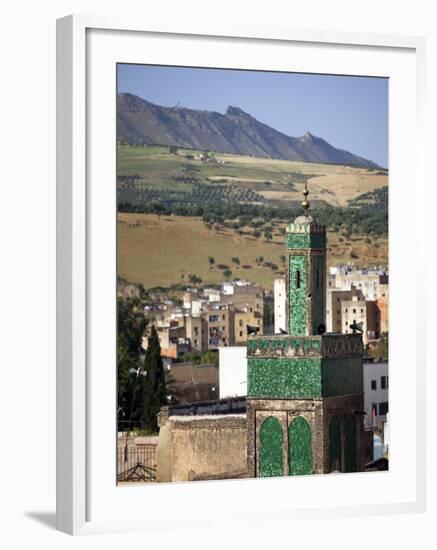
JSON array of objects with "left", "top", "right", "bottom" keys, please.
[
  {"left": 219, "top": 346, "right": 247, "bottom": 399},
  {"left": 363, "top": 361, "right": 389, "bottom": 428},
  {"left": 273, "top": 278, "right": 286, "bottom": 334}
]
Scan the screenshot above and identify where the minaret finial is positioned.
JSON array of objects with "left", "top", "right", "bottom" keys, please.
[{"left": 302, "top": 182, "right": 310, "bottom": 217}]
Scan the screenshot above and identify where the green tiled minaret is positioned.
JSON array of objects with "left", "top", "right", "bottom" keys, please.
[
  {"left": 246, "top": 183, "right": 365, "bottom": 478},
  {"left": 286, "top": 183, "right": 326, "bottom": 337}
]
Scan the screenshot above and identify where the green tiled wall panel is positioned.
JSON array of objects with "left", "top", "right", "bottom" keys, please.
[
  {"left": 248, "top": 357, "right": 322, "bottom": 398},
  {"left": 344, "top": 414, "right": 357, "bottom": 473},
  {"left": 286, "top": 233, "right": 326, "bottom": 250},
  {"left": 321, "top": 357, "right": 363, "bottom": 397},
  {"left": 288, "top": 416, "right": 313, "bottom": 476},
  {"left": 259, "top": 416, "right": 284, "bottom": 477},
  {"left": 311, "top": 254, "right": 325, "bottom": 334},
  {"left": 289, "top": 255, "right": 307, "bottom": 336},
  {"left": 329, "top": 416, "right": 342, "bottom": 472}
]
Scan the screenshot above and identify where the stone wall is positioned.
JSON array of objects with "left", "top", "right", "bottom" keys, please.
[{"left": 156, "top": 414, "right": 247, "bottom": 483}]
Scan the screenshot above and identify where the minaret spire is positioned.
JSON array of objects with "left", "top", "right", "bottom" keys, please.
[{"left": 302, "top": 182, "right": 310, "bottom": 217}]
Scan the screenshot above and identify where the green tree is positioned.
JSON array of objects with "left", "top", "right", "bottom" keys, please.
[
  {"left": 142, "top": 326, "right": 167, "bottom": 432},
  {"left": 208, "top": 256, "right": 215, "bottom": 268},
  {"left": 223, "top": 269, "right": 232, "bottom": 280},
  {"left": 188, "top": 274, "right": 202, "bottom": 285},
  {"left": 117, "top": 297, "right": 148, "bottom": 430},
  {"left": 231, "top": 256, "right": 240, "bottom": 266},
  {"left": 368, "top": 332, "right": 389, "bottom": 361},
  {"left": 201, "top": 350, "right": 219, "bottom": 367}
]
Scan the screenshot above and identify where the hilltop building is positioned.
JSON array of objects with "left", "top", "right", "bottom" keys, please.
[{"left": 247, "top": 186, "right": 366, "bottom": 476}]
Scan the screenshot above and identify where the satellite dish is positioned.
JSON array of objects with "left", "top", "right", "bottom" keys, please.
[{"left": 317, "top": 324, "right": 326, "bottom": 335}]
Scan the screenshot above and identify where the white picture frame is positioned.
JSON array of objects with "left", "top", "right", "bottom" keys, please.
[{"left": 56, "top": 14, "right": 427, "bottom": 535}]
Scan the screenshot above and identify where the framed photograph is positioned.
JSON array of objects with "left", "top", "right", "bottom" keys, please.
[{"left": 57, "top": 15, "right": 427, "bottom": 535}]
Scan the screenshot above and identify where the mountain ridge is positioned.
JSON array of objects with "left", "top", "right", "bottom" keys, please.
[{"left": 117, "top": 93, "right": 380, "bottom": 168}]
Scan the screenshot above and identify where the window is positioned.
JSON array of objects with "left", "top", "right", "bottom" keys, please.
[
  {"left": 381, "top": 376, "right": 387, "bottom": 389},
  {"left": 353, "top": 308, "right": 356, "bottom": 314},
  {"left": 316, "top": 269, "right": 319, "bottom": 290},
  {"left": 239, "top": 331, "right": 243, "bottom": 337},
  {"left": 379, "top": 402, "right": 389, "bottom": 415},
  {"left": 296, "top": 269, "right": 301, "bottom": 289},
  {"left": 371, "top": 380, "right": 377, "bottom": 390},
  {"left": 239, "top": 319, "right": 243, "bottom": 327}
]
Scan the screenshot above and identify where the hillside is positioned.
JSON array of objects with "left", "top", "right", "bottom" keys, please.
[
  {"left": 118, "top": 213, "right": 388, "bottom": 291},
  {"left": 117, "top": 145, "right": 388, "bottom": 209},
  {"left": 117, "top": 93, "right": 380, "bottom": 168}
]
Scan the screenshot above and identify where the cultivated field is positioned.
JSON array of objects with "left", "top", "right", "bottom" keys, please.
[
  {"left": 118, "top": 213, "right": 388, "bottom": 291},
  {"left": 117, "top": 145, "right": 388, "bottom": 208}
]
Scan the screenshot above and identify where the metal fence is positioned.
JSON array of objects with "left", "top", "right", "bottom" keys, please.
[{"left": 117, "top": 444, "right": 157, "bottom": 483}]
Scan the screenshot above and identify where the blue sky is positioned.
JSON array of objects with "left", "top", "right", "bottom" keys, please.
[{"left": 118, "top": 64, "right": 388, "bottom": 168}]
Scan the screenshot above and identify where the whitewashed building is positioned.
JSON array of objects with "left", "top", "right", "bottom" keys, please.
[
  {"left": 219, "top": 346, "right": 247, "bottom": 399},
  {"left": 363, "top": 361, "right": 389, "bottom": 428},
  {"left": 274, "top": 278, "right": 286, "bottom": 334}
]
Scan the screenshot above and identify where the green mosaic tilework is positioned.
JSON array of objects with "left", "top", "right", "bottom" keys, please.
[
  {"left": 287, "top": 233, "right": 311, "bottom": 249},
  {"left": 247, "top": 357, "right": 322, "bottom": 398},
  {"left": 329, "top": 416, "right": 342, "bottom": 472},
  {"left": 311, "top": 254, "right": 325, "bottom": 335},
  {"left": 321, "top": 357, "right": 363, "bottom": 397},
  {"left": 247, "top": 335, "right": 322, "bottom": 356},
  {"left": 288, "top": 416, "right": 313, "bottom": 476},
  {"left": 259, "top": 416, "right": 284, "bottom": 477},
  {"left": 289, "top": 255, "right": 307, "bottom": 336},
  {"left": 286, "top": 232, "right": 326, "bottom": 250},
  {"left": 345, "top": 414, "right": 357, "bottom": 473}
]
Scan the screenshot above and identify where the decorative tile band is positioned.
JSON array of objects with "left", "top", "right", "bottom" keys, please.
[
  {"left": 247, "top": 335, "right": 321, "bottom": 358},
  {"left": 286, "top": 222, "right": 325, "bottom": 235},
  {"left": 286, "top": 232, "right": 326, "bottom": 249},
  {"left": 247, "top": 334, "right": 362, "bottom": 358}
]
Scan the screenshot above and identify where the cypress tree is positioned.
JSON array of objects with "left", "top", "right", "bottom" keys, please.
[{"left": 142, "top": 326, "right": 167, "bottom": 432}]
